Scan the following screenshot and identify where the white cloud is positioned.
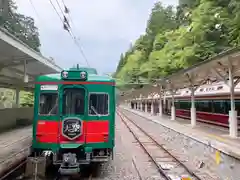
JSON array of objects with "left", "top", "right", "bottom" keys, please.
[{"left": 14, "top": 0, "right": 178, "bottom": 73}]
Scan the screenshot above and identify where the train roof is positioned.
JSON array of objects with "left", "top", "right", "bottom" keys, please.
[{"left": 36, "top": 67, "right": 115, "bottom": 83}]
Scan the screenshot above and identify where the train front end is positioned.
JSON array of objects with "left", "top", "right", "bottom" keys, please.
[{"left": 30, "top": 67, "right": 115, "bottom": 177}]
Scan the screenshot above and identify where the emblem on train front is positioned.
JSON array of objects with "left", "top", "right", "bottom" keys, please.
[{"left": 62, "top": 118, "right": 82, "bottom": 140}]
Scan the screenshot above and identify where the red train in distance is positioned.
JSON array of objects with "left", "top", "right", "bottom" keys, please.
[{"left": 163, "top": 81, "right": 240, "bottom": 129}]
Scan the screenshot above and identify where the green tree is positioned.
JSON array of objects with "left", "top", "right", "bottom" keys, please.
[
  {"left": 21, "top": 92, "right": 34, "bottom": 107},
  {"left": 0, "top": 0, "right": 41, "bottom": 51},
  {"left": 115, "top": 0, "right": 240, "bottom": 90}
]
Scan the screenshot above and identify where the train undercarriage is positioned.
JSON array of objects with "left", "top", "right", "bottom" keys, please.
[{"left": 25, "top": 147, "right": 113, "bottom": 178}]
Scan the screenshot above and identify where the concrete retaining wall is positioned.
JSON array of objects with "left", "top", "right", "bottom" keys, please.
[{"left": 0, "top": 107, "right": 33, "bottom": 132}]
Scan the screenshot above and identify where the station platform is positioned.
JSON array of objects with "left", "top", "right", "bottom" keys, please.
[
  {"left": 120, "top": 106, "right": 240, "bottom": 159},
  {"left": 0, "top": 126, "right": 32, "bottom": 177}
]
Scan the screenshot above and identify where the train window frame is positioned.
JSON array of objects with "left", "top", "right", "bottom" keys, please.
[
  {"left": 235, "top": 99, "right": 240, "bottom": 116},
  {"left": 178, "top": 100, "right": 191, "bottom": 110},
  {"left": 38, "top": 92, "right": 59, "bottom": 116},
  {"left": 88, "top": 92, "right": 109, "bottom": 116},
  {"left": 212, "top": 100, "right": 226, "bottom": 114},
  {"left": 196, "top": 100, "right": 213, "bottom": 113},
  {"left": 62, "top": 88, "right": 86, "bottom": 116}
]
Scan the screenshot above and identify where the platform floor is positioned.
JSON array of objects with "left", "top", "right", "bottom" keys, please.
[
  {"left": 0, "top": 126, "right": 32, "bottom": 176},
  {"left": 120, "top": 106, "right": 240, "bottom": 160}
]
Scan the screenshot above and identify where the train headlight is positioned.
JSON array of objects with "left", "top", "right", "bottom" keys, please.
[
  {"left": 80, "top": 71, "right": 86, "bottom": 79},
  {"left": 61, "top": 71, "right": 68, "bottom": 78}
]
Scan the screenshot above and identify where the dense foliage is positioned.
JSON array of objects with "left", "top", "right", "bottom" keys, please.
[
  {"left": 0, "top": 0, "right": 41, "bottom": 51},
  {"left": 114, "top": 0, "right": 240, "bottom": 88},
  {"left": 21, "top": 92, "right": 34, "bottom": 107}
]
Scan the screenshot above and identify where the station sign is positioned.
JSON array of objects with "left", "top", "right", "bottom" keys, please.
[{"left": 40, "top": 85, "right": 58, "bottom": 91}]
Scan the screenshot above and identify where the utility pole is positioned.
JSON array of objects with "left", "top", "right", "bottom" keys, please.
[{"left": 0, "top": 0, "right": 9, "bottom": 25}]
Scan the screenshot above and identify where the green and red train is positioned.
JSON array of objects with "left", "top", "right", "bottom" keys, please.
[{"left": 29, "top": 66, "right": 116, "bottom": 176}]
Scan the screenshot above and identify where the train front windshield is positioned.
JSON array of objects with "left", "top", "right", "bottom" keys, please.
[{"left": 62, "top": 88, "right": 85, "bottom": 115}]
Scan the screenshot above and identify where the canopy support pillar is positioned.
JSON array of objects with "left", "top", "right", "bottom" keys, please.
[
  {"left": 186, "top": 73, "right": 198, "bottom": 127},
  {"left": 190, "top": 87, "right": 196, "bottom": 127},
  {"left": 171, "top": 93, "right": 175, "bottom": 121},
  {"left": 213, "top": 61, "right": 239, "bottom": 138},
  {"left": 144, "top": 102, "right": 146, "bottom": 112},
  {"left": 229, "top": 64, "right": 238, "bottom": 138},
  {"left": 158, "top": 86, "right": 163, "bottom": 117},
  {"left": 151, "top": 100, "right": 154, "bottom": 115}
]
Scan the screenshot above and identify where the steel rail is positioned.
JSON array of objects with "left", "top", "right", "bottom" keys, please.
[{"left": 117, "top": 109, "right": 202, "bottom": 180}]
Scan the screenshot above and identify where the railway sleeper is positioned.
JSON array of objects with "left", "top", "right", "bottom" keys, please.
[{"left": 25, "top": 156, "right": 47, "bottom": 179}]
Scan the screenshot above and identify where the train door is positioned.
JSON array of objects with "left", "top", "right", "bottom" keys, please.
[{"left": 59, "top": 85, "right": 87, "bottom": 145}]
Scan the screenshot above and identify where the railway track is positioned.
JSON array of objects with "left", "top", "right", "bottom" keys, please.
[
  {"left": 117, "top": 109, "right": 201, "bottom": 180},
  {"left": 0, "top": 156, "right": 96, "bottom": 180},
  {"left": 0, "top": 144, "right": 31, "bottom": 180}
]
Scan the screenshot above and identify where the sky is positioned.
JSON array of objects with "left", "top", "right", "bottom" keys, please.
[{"left": 15, "top": 0, "right": 178, "bottom": 74}]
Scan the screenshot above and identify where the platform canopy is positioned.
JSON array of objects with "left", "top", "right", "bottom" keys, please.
[
  {"left": 158, "top": 48, "right": 240, "bottom": 90},
  {"left": 0, "top": 28, "right": 62, "bottom": 90},
  {"left": 118, "top": 84, "right": 162, "bottom": 102},
  {"left": 123, "top": 47, "right": 240, "bottom": 99}
]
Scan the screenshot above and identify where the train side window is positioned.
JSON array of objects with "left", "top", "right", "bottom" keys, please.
[
  {"left": 175, "top": 101, "right": 180, "bottom": 109},
  {"left": 89, "top": 93, "right": 109, "bottom": 116},
  {"left": 212, "top": 100, "right": 225, "bottom": 114},
  {"left": 179, "top": 101, "right": 190, "bottom": 110},
  {"left": 39, "top": 93, "right": 58, "bottom": 115},
  {"left": 225, "top": 99, "right": 240, "bottom": 116},
  {"left": 235, "top": 100, "right": 240, "bottom": 116},
  {"left": 225, "top": 100, "right": 231, "bottom": 114},
  {"left": 197, "top": 100, "right": 212, "bottom": 112}
]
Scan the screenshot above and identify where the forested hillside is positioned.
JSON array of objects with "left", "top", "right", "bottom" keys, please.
[{"left": 114, "top": 0, "right": 240, "bottom": 87}]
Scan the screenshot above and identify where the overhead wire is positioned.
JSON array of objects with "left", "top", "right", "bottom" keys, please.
[
  {"left": 49, "top": 0, "right": 65, "bottom": 26},
  {"left": 60, "top": 0, "right": 78, "bottom": 31},
  {"left": 56, "top": 0, "right": 90, "bottom": 67},
  {"left": 49, "top": 0, "right": 90, "bottom": 67},
  {"left": 26, "top": 0, "right": 90, "bottom": 67},
  {"left": 28, "top": 0, "right": 43, "bottom": 24},
  {"left": 55, "top": 0, "right": 89, "bottom": 67}
]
